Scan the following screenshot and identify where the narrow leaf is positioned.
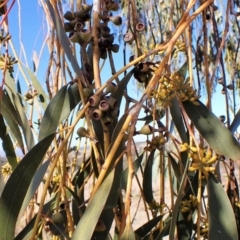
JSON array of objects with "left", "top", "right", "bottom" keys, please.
[
  {"left": 39, "top": 84, "right": 80, "bottom": 141},
  {"left": 142, "top": 150, "right": 156, "bottom": 204},
  {"left": 208, "top": 173, "right": 238, "bottom": 239},
  {"left": 121, "top": 152, "right": 144, "bottom": 190},
  {"left": 170, "top": 97, "right": 188, "bottom": 143},
  {"left": 18, "top": 160, "right": 50, "bottom": 219},
  {"left": 72, "top": 170, "right": 115, "bottom": 240},
  {"left": 229, "top": 108, "right": 240, "bottom": 133},
  {"left": 135, "top": 215, "right": 165, "bottom": 238},
  {"left": 1, "top": 92, "right": 24, "bottom": 150},
  {"left": 23, "top": 64, "right": 48, "bottom": 109},
  {"left": 0, "top": 114, "right": 17, "bottom": 170},
  {"left": 0, "top": 134, "right": 55, "bottom": 239},
  {"left": 183, "top": 100, "right": 240, "bottom": 161},
  {"left": 121, "top": 221, "right": 136, "bottom": 240}
]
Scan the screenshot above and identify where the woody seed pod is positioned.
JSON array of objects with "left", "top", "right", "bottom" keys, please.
[
  {"left": 124, "top": 32, "right": 134, "bottom": 44},
  {"left": 64, "top": 22, "right": 74, "bottom": 32},
  {"left": 92, "top": 109, "right": 103, "bottom": 120},
  {"left": 89, "top": 94, "right": 102, "bottom": 107},
  {"left": 109, "top": 16, "right": 122, "bottom": 26},
  {"left": 64, "top": 11, "right": 75, "bottom": 21},
  {"left": 136, "top": 22, "right": 145, "bottom": 32},
  {"left": 99, "top": 99, "right": 110, "bottom": 112}
]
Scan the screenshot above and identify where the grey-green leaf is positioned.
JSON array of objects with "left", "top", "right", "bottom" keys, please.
[
  {"left": 38, "top": 84, "right": 80, "bottom": 141},
  {"left": 18, "top": 160, "right": 50, "bottom": 219},
  {"left": 1, "top": 92, "right": 24, "bottom": 151},
  {"left": 208, "top": 173, "right": 238, "bottom": 239},
  {"left": 183, "top": 100, "right": 240, "bottom": 161},
  {"left": 0, "top": 134, "right": 55, "bottom": 240},
  {"left": 72, "top": 170, "right": 115, "bottom": 240}
]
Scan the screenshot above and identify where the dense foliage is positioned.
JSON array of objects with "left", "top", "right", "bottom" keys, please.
[{"left": 0, "top": 0, "right": 240, "bottom": 239}]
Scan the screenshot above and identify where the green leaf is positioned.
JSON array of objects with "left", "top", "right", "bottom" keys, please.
[
  {"left": 120, "top": 152, "right": 144, "bottom": 190},
  {"left": 207, "top": 173, "right": 238, "bottom": 240},
  {"left": 1, "top": 91, "right": 24, "bottom": 151},
  {"left": 120, "top": 221, "right": 136, "bottom": 240},
  {"left": 12, "top": 93, "right": 35, "bottom": 151},
  {"left": 14, "top": 193, "right": 57, "bottom": 240},
  {"left": 18, "top": 160, "right": 50, "bottom": 219},
  {"left": 183, "top": 100, "right": 240, "bottom": 161},
  {"left": 0, "top": 134, "right": 55, "bottom": 239},
  {"left": 24, "top": 65, "right": 48, "bottom": 109},
  {"left": 168, "top": 153, "right": 181, "bottom": 184},
  {"left": 111, "top": 69, "right": 135, "bottom": 110},
  {"left": 169, "top": 158, "right": 190, "bottom": 239},
  {"left": 177, "top": 61, "right": 188, "bottom": 79},
  {"left": 5, "top": 73, "right": 35, "bottom": 150},
  {"left": 135, "top": 214, "right": 165, "bottom": 238},
  {"left": 39, "top": 84, "right": 80, "bottom": 141},
  {"left": 229, "top": 108, "right": 240, "bottom": 133},
  {"left": 72, "top": 170, "right": 115, "bottom": 240},
  {"left": 0, "top": 114, "right": 17, "bottom": 170},
  {"left": 142, "top": 150, "right": 156, "bottom": 204},
  {"left": 170, "top": 97, "right": 188, "bottom": 143}
]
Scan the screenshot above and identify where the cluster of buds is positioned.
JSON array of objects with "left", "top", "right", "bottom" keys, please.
[
  {"left": 180, "top": 194, "right": 197, "bottom": 221},
  {"left": 217, "top": 77, "right": 234, "bottom": 94},
  {"left": 0, "top": 54, "right": 18, "bottom": 74},
  {"left": 172, "top": 40, "right": 186, "bottom": 58},
  {"left": 180, "top": 143, "right": 218, "bottom": 178},
  {"left": 0, "top": 29, "right": 11, "bottom": 46},
  {"left": 64, "top": 5, "right": 92, "bottom": 45},
  {"left": 144, "top": 134, "right": 166, "bottom": 152},
  {"left": 153, "top": 72, "right": 200, "bottom": 108},
  {"left": 98, "top": 24, "right": 120, "bottom": 59},
  {"left": 1, "top": 162, "right": 12, "bottom": 177}
]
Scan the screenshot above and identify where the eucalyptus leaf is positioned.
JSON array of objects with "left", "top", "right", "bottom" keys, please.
[
  {"left": 183, "top": 100, "right": 240, "bottom": 161},
  {"left": 142, "top": 150, "right": 156, "bottom": 204},
  {"left": 120, "top": 221, "right": 136, "bottom": 240},
  {"left": 18, "top": 160, "right": 50, "bottom": 219},
  {"left": 1, "top": 91, "right": 24, "bottom": 151},
  {"left": 39, "top": 84, "right": 80, "bottom": 141},
  {"left": 208, "top": 173, "right": 238, "bottom": 240},
  {"left": 72, "top": 170, "right": 115, "bottom": 240},
  {"left": 0, "top": 134, "right": 55, "bottom": 239}
]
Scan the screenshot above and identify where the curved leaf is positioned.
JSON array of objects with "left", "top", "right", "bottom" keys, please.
[
  {"left": 24, "top": 65, "right": 48, "bottom": 109},
  {"left": 135, "top": 214, "right": 165, "bottom": 238},
  {"left": 229, "top": 108, "right": 240, "bottom": 133},
  {"left": 170, "top": 97, "right": 188, "bottom": 143},
  {"left": 72, "top": 170, "right": 115, "bottom": 240},
  {"left": 120, "top": 221, "right": 136, "bottom": 240},
  {"left": 121, "top": 152, "right": 144, "bottom": 190},
  {"left": 5, "top": 74, "right": 35, "bottom": 150},
  {"left": 0, "top": 114, "right": 17, "bottom": 170},
  {"left": 0, "top": 134, "right": 55, "bottom": 239},
  {"left": 1, "top": 91, "right": 24, "bottom": 150},
  {"left": 183, "top": 100, "right": 240, "bottom": 161},
  {"left": 207, "top": 173, "right": 238, "bottom": 240},
  {"left": 39, "top": 84, "right": 80, "bottom": 141},
  {"left": 12, "top": 93, "right": 35, "bottom": 151},
  {"left": 18, "top": 160, "right": 50, "bottom": 219},
  {"left": 142, "top": 150, "right": 156, "bottom": 204}
]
